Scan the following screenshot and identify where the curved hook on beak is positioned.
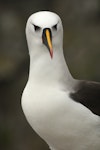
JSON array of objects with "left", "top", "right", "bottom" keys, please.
[{"left": 42, "top": 28, "right": 53, "bottom": 58}]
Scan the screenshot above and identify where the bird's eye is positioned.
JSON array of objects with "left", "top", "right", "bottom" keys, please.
[
  {"left": 33, "top": 24, "right": 41, "bottom": 31},
  {"left": 52, "top": 24, "right": 57, "bottom": 30}
]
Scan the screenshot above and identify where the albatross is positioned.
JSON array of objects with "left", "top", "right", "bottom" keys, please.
[{"left": 21, "top": 11, "right": 100, "bottom": 150}]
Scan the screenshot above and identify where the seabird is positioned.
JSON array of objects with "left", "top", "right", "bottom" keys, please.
[{"left": 21, "top": 11, "right": 100, "bottom": 150}]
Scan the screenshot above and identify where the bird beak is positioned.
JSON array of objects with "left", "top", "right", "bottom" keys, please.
[{"left": 42, "top": 28, "right": 53, "bottom": 58}]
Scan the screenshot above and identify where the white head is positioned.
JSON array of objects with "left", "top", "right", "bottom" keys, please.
[{"left": 26, "top": 11, "right": 63, "bottom": 59}]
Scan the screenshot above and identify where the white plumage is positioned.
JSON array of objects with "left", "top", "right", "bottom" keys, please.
[{"left": 21, "top": 11, "right": 100, "bottom": 150}]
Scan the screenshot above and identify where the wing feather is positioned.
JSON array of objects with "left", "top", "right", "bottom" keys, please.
[{"left": 70, "top": 80, "right": 100, "bottom": 116}]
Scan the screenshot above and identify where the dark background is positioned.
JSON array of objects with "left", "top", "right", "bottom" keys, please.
[{"left": 0, "top": 0, "right": 100, "bottom": 150}]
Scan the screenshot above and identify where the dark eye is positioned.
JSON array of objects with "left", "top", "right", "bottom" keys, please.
[
  {"left": 52, "top": 24, "right": 57, "bottom": 30},
  {"left": 33, "top": 24, "right": 41, "bottom": 31}
]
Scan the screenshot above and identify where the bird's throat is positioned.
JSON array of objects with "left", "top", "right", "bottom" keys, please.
[{"left": 29, "top": 49, "right": 74, "bottom": 89}]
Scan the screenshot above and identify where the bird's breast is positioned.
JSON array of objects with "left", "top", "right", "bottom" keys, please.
[
  {"left": 22, "top": 82, "right": 100, "bottom": 150},
  {"left": 22, "top": 82, "right": 71, "bottom": 132}
]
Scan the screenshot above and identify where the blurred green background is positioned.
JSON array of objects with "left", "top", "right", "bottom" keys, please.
[{"left": 0, "top": 0, "right": 100, "bottom": 150}]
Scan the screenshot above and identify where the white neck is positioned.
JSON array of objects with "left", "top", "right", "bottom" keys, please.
[{"left": 28, "top": 45, "right": 75, "bottom": 91}]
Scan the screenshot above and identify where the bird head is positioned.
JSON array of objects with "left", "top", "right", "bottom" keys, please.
[{"left": 26, "top": 11, "right": 63, "bottom": 59}]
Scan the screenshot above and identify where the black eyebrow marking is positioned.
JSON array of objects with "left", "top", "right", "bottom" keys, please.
[{"left": 32, "top": 24, "right": 41, "bottom": 31}]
